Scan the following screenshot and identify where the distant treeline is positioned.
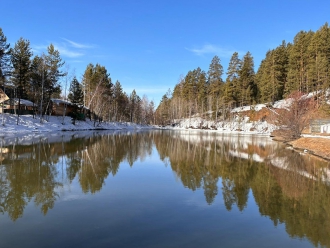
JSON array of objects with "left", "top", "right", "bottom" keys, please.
[{"left": 156, "top": 23, "right": 330, "bottom": 125}]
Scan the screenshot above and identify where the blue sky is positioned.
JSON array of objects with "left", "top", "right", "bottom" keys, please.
[{"left": 2, "top": 0, "right": 330, "bottom": 105}]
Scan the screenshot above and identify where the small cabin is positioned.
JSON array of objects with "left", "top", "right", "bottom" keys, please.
[
  {"left": 50, "top": 99, "right": 90, "bottom": 120},
  {"left": 50, "top": 99, "right": 75, "bottom": 116}
]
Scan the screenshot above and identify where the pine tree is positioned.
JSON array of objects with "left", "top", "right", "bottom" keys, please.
[
  {"left": 68, "top": 77, "right": 83, "bottom": 105},
  {"left": 30, "top": 55, "right": 45, "bottom": 116},
  {"left": 67, "top": 76, "right": 84, "bottom": 122},
  {"left": 286, "top": 31, "right": 313, "bottom": 95},
  {"left": 239, "top": 51, "right": 256, "bottom": 105},
  {"left": 197, "top": 70, "right": 207, "bottom": 116},
  {"left": 45, "top": 44, "right": 65, "bottom": 101},
  {"left": 10, "top": 37, "right": 32, "bottom": 123},
  {"left": 226, "top": 52, "right": 241, "bottom": 106},
  {"left": 82, "top": 63, "right": 112, "bottom": 109},
  {"left": 208, "top": 55, "right": 224, "bottom": 119},
  {"left": 307, "top": 23, "right": 330, "bottom": 99},
  {"left": 255, "top": 53, "right": 272, "bottom": 103},
  {"left": 112, "top": 80, "right": 127, "bottom": 121},
  {"left": 256, "top": 43, "right": 288, "bottom": 104},
  {"left": 272, "top": 41, "right": 288, "bottom": 101},
  {"left": 0, "top": 28, "right": 11, "bottom": 87}
]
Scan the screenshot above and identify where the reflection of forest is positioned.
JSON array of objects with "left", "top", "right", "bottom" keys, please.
[
  {"left": 0, "top": 131, "right": 154, "bottom": 221},
  {"left": 154, "top": 130, "right": 330, "bottom": 247},
  {"left": 1, "top": 130, "right": 330, "bottom": 247}
]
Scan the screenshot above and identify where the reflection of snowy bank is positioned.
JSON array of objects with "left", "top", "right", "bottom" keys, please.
[
  {"left": 269, "top": 156, "right": 330, "bottom": 184},
  {"left": 169, "top": 129, "right": 274, "bottom": 149},
  {"left": 228, "top": 150, "right": 264, "bottom": 162},
  {"left": 0, "top": 129, "right": 151, "bottom": 146}
]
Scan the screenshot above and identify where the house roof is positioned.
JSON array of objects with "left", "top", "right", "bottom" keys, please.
[
  {"left": 4, "top": 98, "right": 35, "bottom": 106},
  {"left": 51, "top": 98, "right": 73, "bottom": 106}
]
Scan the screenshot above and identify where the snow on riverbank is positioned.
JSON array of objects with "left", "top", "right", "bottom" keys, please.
[
  {"left": 0, "top": 113, "right": 153, "bottom": 136},
  {"left": 167, "top": 116, "right": 276, "bottom": 135}
]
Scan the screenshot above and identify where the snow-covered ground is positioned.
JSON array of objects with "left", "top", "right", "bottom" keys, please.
[
  {"left": 0, "top": 113, "right": 153, "bottom": 137},
  {"left": 167, "top": 116, "right": 276, "bottom": 135}
]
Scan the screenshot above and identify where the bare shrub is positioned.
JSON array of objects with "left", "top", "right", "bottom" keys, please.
[{"left": 274, "top": 91, "right": 317, "bottom": 141}]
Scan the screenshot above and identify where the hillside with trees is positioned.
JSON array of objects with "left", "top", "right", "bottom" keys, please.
[{"left": 155, "top": 23, "right": 330, "bottom": 133}]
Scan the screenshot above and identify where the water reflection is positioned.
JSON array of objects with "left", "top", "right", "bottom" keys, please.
[{"left": 0, "top": 130, "right": 330, "bottom": 247}]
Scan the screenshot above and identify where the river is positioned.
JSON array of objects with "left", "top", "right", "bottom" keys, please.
[{"left": 0, "top": 130, "right": 329, "bottom": 248}]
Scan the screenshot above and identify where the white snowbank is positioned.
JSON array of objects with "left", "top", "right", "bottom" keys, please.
[
  {"left": 231, "top": 103, "right": 266, "bottom": 113},
  {"left": 167, "top": 116, "right": 276, "bottom": 135},
  {"left": 0, "top": 113, "right": 153, "bottom": 137}
]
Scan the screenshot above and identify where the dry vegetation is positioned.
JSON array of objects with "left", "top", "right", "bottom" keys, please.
[{"left": 289, "top": 137, "right": 330, "bottom": 160}]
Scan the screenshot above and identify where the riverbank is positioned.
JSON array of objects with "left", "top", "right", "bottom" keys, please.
[
  {"left": 0, "top": 113, "right": 153, "bottom": 136},
  {"left": 2, "top": 113, "right": 330, "bottom": 161},
  {"left": 289, "top": 136, "right": 330, "bottom": 161},
  {"left": 167, "top": 116, "right": 276, "bottom": 135}
]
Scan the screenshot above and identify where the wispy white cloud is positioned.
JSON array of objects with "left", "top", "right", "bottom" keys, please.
[
  {"left": 186, "top": 44, "right": 242, "bottom": 57},
  {"left": 61, "top": 38, "right": 94, "bottom": 49},
  {"left": 32, "top": 38, "right": 95, "bottom": 58},
  {"left": 66, "top": 59, "right": 84, "bottom": 63},
  {"left": 51, "top": 44, "right": 83, "bottom": 58},
  {"left": 31, "top": 45, "right": 48, "bottom": 54}
]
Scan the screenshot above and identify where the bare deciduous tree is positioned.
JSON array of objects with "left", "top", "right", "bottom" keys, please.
[{"left": 274, "top": 91, "right": 317, "bottom": 140}]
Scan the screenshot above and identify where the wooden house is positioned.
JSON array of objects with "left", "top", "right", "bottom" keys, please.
[
  {"left": 50, "top": 99, "right": 75, "bottom": 116},
  {"left": 2, "top": 98, "right": 37, "bottom": 115}
]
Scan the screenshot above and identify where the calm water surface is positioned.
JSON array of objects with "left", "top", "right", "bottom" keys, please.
[{"left": 0, "top": 130, "right": 329, "bottom": 248}]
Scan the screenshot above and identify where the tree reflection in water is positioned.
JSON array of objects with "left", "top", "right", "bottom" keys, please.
[{"left": 0, "top": 130, "right": 330, "bottom": 247}]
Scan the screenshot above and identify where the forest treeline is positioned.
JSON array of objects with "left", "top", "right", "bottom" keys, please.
[
  {"left": 0, "top": 28, "right": 155, "bottom": 124},
  {"left": 155, "top": 23, "right": 330, "bottom": 125},
  {"left": 2, "top": 23, "right": 330, "bottom": 126}
]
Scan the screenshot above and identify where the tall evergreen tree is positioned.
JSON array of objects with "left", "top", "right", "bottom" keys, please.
[
  {"left": 129, "top": 89, "right": 140, "bottom": 123},
  {"left": 30, "top": 55, "right": 45, "bottom": 116},
  {"left": 208, "top": 55, "right": 224, "bottom": 119},
  {"left": 255, "top": 51, "right": 271, "bottom": 102},
  {"left": 45, "top": 44, "right": 65, "bottom": 101},
  {"left": 307, "top": 23, "right": 330, "bottom": 98},
  {"left": 10, "top": 37, "right": 32, "bottom": 123},
  {"left": 286, "top": 31, "right": 313, "bottom": 95},
  {"left": 0, "top": 28, "right": 11, "bottom": 87},
  {"left": 82, "top": 63, "right": 112, "bottom": 109},
  {"left": 68, "top": 77, "right": 84, "bottom": 105},
  {"left": 112, "top": 80, "right": 127, "bottom": 121},
  {"left": 270, "top": 41, "right": 289, "bottom": 102},
  {"left": 226, "top": 52, "right": 241, "bottom": 106},
  {"left": 256, "top": 43, "right": 288, "bottom": 103},
  {"left": 68, "top": 76, "right": 84, "bottom": 122},
  {"left": 239, "top": 51, "right": 256, "bottom": 105}
]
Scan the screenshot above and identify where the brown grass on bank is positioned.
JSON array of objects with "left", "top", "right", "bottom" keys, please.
[{"left": 289, "top": 137, "right": 330, "bottom": 160}]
